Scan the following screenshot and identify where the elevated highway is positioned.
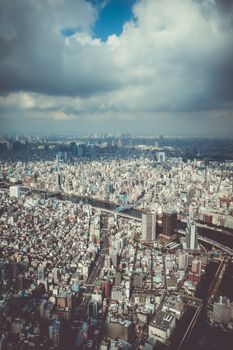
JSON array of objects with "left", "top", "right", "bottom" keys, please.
[
  {"left": 20, "top": 187, "right": 233, "bottom": 255},
  {"left": 114, "top": 204, "right": 133, "bottom": 212},
  {"left": 178, "top": 229, "right": 233, "bottom": 256}
]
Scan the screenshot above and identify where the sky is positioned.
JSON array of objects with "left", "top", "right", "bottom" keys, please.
[{"left": 0, "top": 0, "right": 233, "bottom": 137}]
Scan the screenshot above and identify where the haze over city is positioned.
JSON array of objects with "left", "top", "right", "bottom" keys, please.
[{"left": 0, "top": 0, "right": 233, "bottom": 136}]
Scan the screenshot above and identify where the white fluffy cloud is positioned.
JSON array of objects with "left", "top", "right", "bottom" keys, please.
[{"left": 0, "top": 0, "right": 233, "bottom": 135}]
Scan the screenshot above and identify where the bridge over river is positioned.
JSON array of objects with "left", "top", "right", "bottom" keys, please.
[{"left": 22, "top": 188, "right": 233, "bottom": 255}]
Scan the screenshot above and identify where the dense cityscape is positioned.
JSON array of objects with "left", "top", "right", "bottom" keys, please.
[
  {"left": 0, "top": 135, "right": 233, "bottom": 350},
  {"left": 1, "top": 0, "right": 233, "bottom": 349}
]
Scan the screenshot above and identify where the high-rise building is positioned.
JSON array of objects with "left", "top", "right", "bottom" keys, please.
[
  {"left": 103, "top": 279, "right": 111, "bottom": 298},
  {"left": 56, "top": 173, "right": 62, "bottom": 190},
  {"left": 178, "top": 252, "right": 189, "bottom": 270},
  {"left": 186, "top": 221, "right": 198, "bottom": 250},
  {"left": 191, "top": 259, "right": 201, "bottom": 276},
  {"left": 111, "top": 249, "right": 119, "bottom": 267},
  {"left": 88, "top": 301, "right": 99, "bottom": 319},
  {"left": 53, "top": 268, "right": 60, "bottom": 284},
  {"left": 162, "top": 209, "right": 177, "bottom": 237},
  {"left": 9, "top": 185, "right": 21, "bottom": 198},
  {"left": 156, "top": 151, "right": 166, "bottom": 162},
  {"left": 49, "top": 319, "right": 61, "bottom": 347},
  {"left": 105, "top": 255, "right": 111, "bottom": 269},
  {"left": 189, "top": 205, "right": 198, "bottom": 220},
  {"left": 56, "top": 153, "right": 62, "bottom": 190},
  {"left": 39, "top": 300, "right": 47, "bottom": 319},
  {"left": 17, "top": 275, "right": 24, "bottom": 290},
  {"left": 37, "top": 265, "right": 45, "bottom": 282},
  {"left": 106, "top": 183, "right": 114, "bottom": 194},
  {"left": 11, "top": 262, "right": 19, "bottom": 279},
  {"left": 142, "top": 211, "right": 156, "bottom": 242},
  {"left": 66, "top": 293, "right": 73, "bottom": 310}
]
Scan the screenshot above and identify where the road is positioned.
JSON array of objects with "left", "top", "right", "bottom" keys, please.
[
  {"left": 19, "top": 187, "right": 233, "bottom": 251},
  {"left": 162, "top": 253, "right": 167, "bottom": 291},
  {"left": 178, "top": 229, "right": 233, "bottom": 256},
  {"left": 205, "top": 257, "right": 228, "bottom": 306},
  {"left": 86, "top": 213, "right": 109, "bottom": 288}
]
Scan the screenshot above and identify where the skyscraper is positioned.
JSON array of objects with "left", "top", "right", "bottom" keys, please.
[
  {"left": 162, "top": 209, "right": 177, "bottom": 237},
  {"left": 142, "top": 211, "right": 156, "bottom": 243},
  {"left": 88, "top": 301, "right": 99, "bottom": 319},
  {"left": 191, "top": 259, "right": 201, "bottom": 275},
  {"left": 178, "top": 251, "right": 189, "bottom": 270},
  {"left": 186, "top": 220, "right": 198, "bottom": 250},
  {"left": 37, "top": 265, "right": 45, "bottom": 282},
  {"left": 56, "top": 153, "right": 62, "bottom": 190}
]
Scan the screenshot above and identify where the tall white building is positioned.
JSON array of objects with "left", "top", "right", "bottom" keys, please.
[
  {"left": 186, "top": 220, "right": 198, "bottom": 250},
  {"left": 9, "top": 185, "right": 21, "bottom": 198},
  {"left": 156, "top": 152, "right": 166, "bottom": 163},
  {"left": 111, "top": 249, "right": 119, "bottom": 267},
  {"left": 37, "top": 265, "right": 45, "bottom": 284},
  {"left": 142, "top": 211, "right": 156, "bottom": 242},
  {"left": 178, "top": 252, "right": 189, "bottom": 270}
]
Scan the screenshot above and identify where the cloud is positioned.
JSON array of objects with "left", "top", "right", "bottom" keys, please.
[
  {"left": 0, "top": 0, "right": 233, "bottom": 136},
  {"left": 0, "top": 92, "right": 36, "bottom": 110}
]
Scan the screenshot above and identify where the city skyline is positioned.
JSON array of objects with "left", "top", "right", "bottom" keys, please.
[
  {"left": 1, "top": 139, "right": 233, "bottom": 349},
  {"left": 0, "top": 0, "right": 233, "bottom": 136}
]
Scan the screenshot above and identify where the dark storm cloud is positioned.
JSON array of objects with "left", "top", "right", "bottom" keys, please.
[
  {"left": 0, "top": 0, "right": 233, "bottom": 137},
  {"left": 216, "top": 0, "right": 233, "bottom": 12}
]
